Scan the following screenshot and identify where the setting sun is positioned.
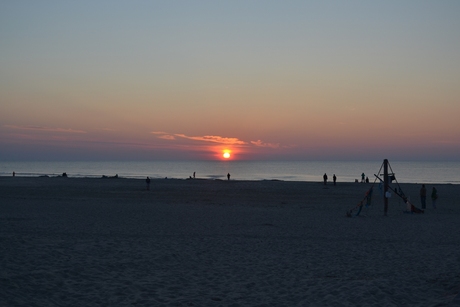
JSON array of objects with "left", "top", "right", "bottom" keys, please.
[{"left": 223, "top": 152, "right": 231, "bottom": 159}]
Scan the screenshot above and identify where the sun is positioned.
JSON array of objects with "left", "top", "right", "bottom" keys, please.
[{"left": 223, "top": 151, "right": 231, "bottom": 159}]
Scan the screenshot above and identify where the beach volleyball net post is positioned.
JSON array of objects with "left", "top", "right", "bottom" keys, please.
[
  {"left": 347, "top": 159, "right": 424, "bottom": 217},
  {"left": 374, "top": 159, "right": 424, "bottom": 215}
]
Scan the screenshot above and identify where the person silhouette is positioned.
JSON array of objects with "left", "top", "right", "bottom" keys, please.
[
  {"left": 227, "top": 173, "right": 230, "bottom": 180},
  {"left": 333, "top": 174, "right": 337, "bottom": 185},
  {"left": 323, "top": 173, "right": 328, "bottom": 185},
  {"left": 146, "top": 176, "right": 151, "bottom": 190}
]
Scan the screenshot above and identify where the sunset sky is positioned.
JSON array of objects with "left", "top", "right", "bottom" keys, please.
[{"left": 1, "top": 1, "right": 459, "bottom": 161}]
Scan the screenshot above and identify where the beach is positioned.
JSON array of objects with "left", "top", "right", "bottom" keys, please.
[{"left": 1, "top": 177, "right": 459, "bottom": 306}]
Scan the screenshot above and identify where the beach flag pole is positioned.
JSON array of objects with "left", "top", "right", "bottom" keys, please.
[{"left": 383, "top": 159, "right": 389, "bottom": 216}]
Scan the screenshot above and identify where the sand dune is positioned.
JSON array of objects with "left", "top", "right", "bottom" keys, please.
[{"left": 1, "top": 177, "right": 459, "bottom": 306}]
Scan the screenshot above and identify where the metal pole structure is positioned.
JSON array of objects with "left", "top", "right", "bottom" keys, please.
[{"left": 383, "top": 159, "right": 389, "bottom": 216}]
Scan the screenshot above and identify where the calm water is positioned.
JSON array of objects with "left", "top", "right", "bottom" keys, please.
[{"left": 1, "top": 161, "right": 459, "bottom": 184}]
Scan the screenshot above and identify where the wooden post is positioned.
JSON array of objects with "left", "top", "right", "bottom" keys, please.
[{"left": 383, "top": 159, "right": 389, "bottom": 216}]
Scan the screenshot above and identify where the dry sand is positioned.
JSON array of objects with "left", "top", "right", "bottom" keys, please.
[{"left": 1, "top": 177, "right": 459, "bottom": 306}]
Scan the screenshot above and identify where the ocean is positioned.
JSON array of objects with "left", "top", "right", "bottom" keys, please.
[{"left": 1, "top": 160, "right": 459, "bottom": 184}]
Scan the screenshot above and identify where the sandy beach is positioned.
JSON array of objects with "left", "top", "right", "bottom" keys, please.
[{"left": 1, "top": 177, "right": 459, "bottom": 306}]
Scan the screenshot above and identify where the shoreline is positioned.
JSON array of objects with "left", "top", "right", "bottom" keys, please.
[
  {"left": 2, "top": 160, "right": 460, "bottom": 184},
  {"left": 1, "top": 175, "right": 459, "bottom": 185}
]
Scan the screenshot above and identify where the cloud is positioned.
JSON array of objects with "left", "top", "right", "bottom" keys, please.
[
  {"left": 176, "top": 134, "right": 247, "bottom": 145},
  {"left": 4, "top": 125, "right": 86, "bottom": 134},
  {"left": 152, "top": 132, "right": 247, "bottom": 145},
  {"left": 250, "top": 140, "right": 280, "bottom": 148},
  {"left": 151, "top": 131, "right": 284, "bottom": 152},
  {"left": 158, "top": 135, "right": 176, "bottom": 140}
]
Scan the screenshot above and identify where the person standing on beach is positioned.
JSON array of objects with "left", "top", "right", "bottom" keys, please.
[
  {"left": 323, "top": 173, "right": 328, "bottom": 185},
  {"left": 361, "top": 173, "right": 365, "bottom": 183},
  {"left": 431, "top": 187, "right": 438, "bottom": 209},
  {"left": 333, "top": 174, "right": 337, "bottom": 185},
  {"left": 146, "top": 176, "right": 151, "bottom": 191},
  {"left": 420, "top": 184, "right": 427, "bottom": 209},
  {"left": 227, "top": 173, "right": 230, "bottom": 180}
]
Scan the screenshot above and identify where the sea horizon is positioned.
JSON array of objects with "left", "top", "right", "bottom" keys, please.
[{"left": 1, "top": 160, "right": 459, "bottom": 184}]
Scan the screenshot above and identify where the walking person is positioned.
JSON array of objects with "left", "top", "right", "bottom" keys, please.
[
  {"left": 227, "top": 173, "right": 230, "bottom": 180},
  {"left": 420, "top": 184, "right": 427, "bottom": 209},
  {"left": 323, "top": 173, "right": 328, "bottom": 185},
  {"left": 146, "top": 176, "right": 151, "bottom": 191},
  {"left": 431, "top": 187, "right": 438, "bottom": 209},
  {"left": 333, "top": 174, "right": 337, "bottom": 186}
]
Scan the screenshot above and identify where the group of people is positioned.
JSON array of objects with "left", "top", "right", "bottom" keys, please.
[
  {"left": 323, "top": 172, "right": 372, "bottom": 185},
  {"left": 323, "top": 173, "right": 337, "bottom": 185},
  {"left": 323, "top": 172, "right": 370, "bottom": 185},
  {"left": 420, "top": 184, "right": 438, "bottom": 209}
]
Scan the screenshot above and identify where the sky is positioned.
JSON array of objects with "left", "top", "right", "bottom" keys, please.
[{"left": 1, "top": 1, "right": 459, "bottom": 161}]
